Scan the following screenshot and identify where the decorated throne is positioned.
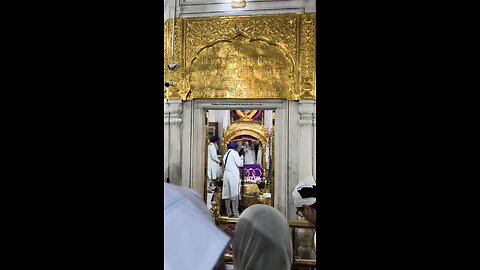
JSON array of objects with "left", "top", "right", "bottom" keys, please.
[{"left": 222, "top": 119, "right": 271, "bottom": 208}]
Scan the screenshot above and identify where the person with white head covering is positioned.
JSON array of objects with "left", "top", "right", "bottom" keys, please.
[
  {"left": 292, "top": 176, "right": 317, "bottom": 225},
  {"left": 292, "top": 176, "right": 317, "bottom": 253},
  {"left": 207, "top": 136, "right": 221, "bottom": 192},
  {"left": 222, "top": 141, "right": 244, "bottom": 218},
  {"left": 232, "top": 204, "right": 293, "bottom": 270},
  {"left": 164, "top": 183, "right": 230, "bottom": 270}
]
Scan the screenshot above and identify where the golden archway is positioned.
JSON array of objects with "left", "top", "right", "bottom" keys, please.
[{"left": 223, "top": 119, "right": 268, "bottom": 176}]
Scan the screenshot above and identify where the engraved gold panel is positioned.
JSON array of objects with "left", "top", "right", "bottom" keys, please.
[
  {"left": 299, "top": 13, "right": 316, "bottom": 100},
  {"left": 187, "top": 33, "right": 294, "bottom": 99},
  {"left": 164, "top": 13, "right": 316, "bottom": 100}
]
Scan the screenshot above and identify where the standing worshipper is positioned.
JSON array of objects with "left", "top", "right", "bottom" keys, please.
[
  {"left": 207, "top": 136, "right": 221, "bottom": 192},
  {"left": 164, "top": 183, "right": 230, "bottom": 270},
  {"left": 222, "top": 141, "right": 244, "bottom": 218}
]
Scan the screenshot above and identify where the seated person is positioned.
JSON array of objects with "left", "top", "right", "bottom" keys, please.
[
  {"left": 232, "top": 204, "right": 293, "bottom": 270},
  {"left": 164, "top": 183, "right": 230, "bottom": 270}
]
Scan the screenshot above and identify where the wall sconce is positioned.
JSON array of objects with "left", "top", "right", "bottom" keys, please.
[{"left": 231, "top": 0, "right": 246, "bottom": 8}]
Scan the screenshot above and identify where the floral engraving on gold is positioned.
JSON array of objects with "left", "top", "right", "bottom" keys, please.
[{"left": 299, "top": 13, "right": 316, "bottom": 100}]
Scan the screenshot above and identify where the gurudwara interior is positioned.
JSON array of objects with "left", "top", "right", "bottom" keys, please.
[{"left": 164, "top": 1, "right": 316, "bottom": 269}]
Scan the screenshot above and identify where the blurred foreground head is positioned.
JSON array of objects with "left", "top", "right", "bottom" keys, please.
[
  {"left": 164, "top": 183, "right": 229, "bottom": 270},
  {"left": 232, "top": 204, "right": 293, "bottom": 270}
]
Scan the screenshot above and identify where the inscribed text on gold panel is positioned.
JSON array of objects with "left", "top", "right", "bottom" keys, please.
[{"left": 187, "top": 33, "right": 294, "bottom": 99}]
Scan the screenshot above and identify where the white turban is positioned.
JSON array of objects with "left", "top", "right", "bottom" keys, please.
[
  {"left": 164, "top": 183, "right": 230, "bottom": 270},
  {"left": 292, "top": 176, "right": 317, "bottom": 208},
  {"left": 232, "top": 204, "right": 293, "bottom": 270}
]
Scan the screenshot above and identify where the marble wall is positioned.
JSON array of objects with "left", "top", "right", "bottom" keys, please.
[{"left": 164, "top": 0, "right": 316, "bottom": 21}]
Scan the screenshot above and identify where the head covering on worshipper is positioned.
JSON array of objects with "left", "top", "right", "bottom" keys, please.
[
  {"left": 292, "top": 176, "right": 317, "bottom": 208},
  {"left": 210, "top": 136, "right": 218, "bottom": 143},
  {"left": 164, "top": 183, "right": 230, "bottom": 270},
  {"left": 227, "top": 141, "right": 238, "bottom": 149},
  {"left": 232, "top": 204, "right": 293, "bottom": 270}
]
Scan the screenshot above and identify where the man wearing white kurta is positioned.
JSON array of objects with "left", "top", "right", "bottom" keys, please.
[
  {"left": 222, "top": 141, "right": 244, "bottom": 218},
  {"left": 207, "top": 136, "right": 221, "bottom": 192}
]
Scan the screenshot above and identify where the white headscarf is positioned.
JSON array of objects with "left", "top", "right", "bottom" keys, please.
[
  {"left": 292, "top": 176, "right": 317, "bottom": 208},
  {"left": 232, "top": 204, "right": 293, "bottom": 270},
  {"left": 164, "top": 183, "right": 230, "bottom": 270}
]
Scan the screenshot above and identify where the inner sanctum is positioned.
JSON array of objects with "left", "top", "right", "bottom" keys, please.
[
  {"left": 164, "top": 1, "right": 316, "bottom": 269},
  {"left": 205, "top": 109, "right": 275, "bottom": 213}
]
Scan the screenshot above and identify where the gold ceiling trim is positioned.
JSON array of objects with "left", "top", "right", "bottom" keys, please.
[{"left": 164, "top": 13, "right": 316, "bottom": 101}]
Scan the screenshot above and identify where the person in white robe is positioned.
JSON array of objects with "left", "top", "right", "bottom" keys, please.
[
  {"left": 222, "top": 141, "right": 244, "bottom": 218},
  {"left": 164, "top": 183, "right": 230, "bottom": 270},
  {"left": 207, "top": 136, "right": 221, "bottom": 192},
  {"left": 243, "top": 141, "right": 256, "bottom": 164}
]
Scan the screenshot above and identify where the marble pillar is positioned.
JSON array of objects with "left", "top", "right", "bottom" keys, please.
[
  {"left": 298, "top": 100, "right": 315, "bottom": 181},
  {"left": 296, "top": 100, "right": 316, "bottom": 262},
  {"left": 191, "top": 105, "right": 206, "bottom": 197},
  {"left": 181, "top": 101, "right": 193, "bottom": 188},
  {"left": 287, "top": 101, "right": 300, "bottom": 219},
  {"left": 164, "top": 100, "right": 170, "bottom": 182},
  {"left": 168, "top": 100, "right": 183, "bottom": 186},
  {"left": 273, "top": 105, "right": 288, "bottom": 216}
]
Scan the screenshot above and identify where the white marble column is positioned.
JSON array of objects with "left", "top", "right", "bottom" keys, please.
[
  {"left": 296, "top": 100, "right": 316, "bottom": 262},
  {"left": 181, "top": 101, "right": 193, "bottom": 188},
  {"left": 191, "top": 106, "right": 206, "bottom": 197},
  {"left": 298, "top": 100, "right": 315, "bottom": 181},
  {"left": 287, "top": 101, "right": 300, "bottom": 219},
  {"left": 164, "top": 99, "right": 170, "bottom": 182},
  {"left": 264, "top": 110, "right": 273, "bottom": 128},
  {"left": 273, "top": 104, "right": 288, "bottom": 216},
  {"left": 168, "top": 100, "right": 183, "bottom": 186}
]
